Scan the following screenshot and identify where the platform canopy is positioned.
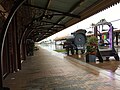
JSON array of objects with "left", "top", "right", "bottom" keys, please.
[{"left": 23, "top": 0, "right": 120, "bottom": 41}]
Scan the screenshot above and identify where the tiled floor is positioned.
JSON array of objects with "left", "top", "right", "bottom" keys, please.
[{"left": 3, "top": 45, "right": 120, "bottom": 90}]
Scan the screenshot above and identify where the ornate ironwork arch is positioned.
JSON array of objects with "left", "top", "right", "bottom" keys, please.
[{"left": 0, "top": 0, "right": 27, "bottom": 88}]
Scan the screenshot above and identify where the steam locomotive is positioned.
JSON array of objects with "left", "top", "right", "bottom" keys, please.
[{"left": 63, "top": 29, "right": 87, "bottom": 55}]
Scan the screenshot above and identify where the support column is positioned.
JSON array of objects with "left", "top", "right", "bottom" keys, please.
[
  {"left": 15, "top": 13, "right": 21, "bottom": 70},
  {"left": 116, "top": 32, "right": 119, "bottom": 45},
  {"left": 21, "top": 39, "right": 26, "bottom": 60}
]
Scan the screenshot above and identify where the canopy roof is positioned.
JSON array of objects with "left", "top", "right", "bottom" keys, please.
[{"left": 2, "top": 0, "right": 120, "bottom": 41}]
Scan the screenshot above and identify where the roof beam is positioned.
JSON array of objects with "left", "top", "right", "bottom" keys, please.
[
  {"left": 23, "top": 3, "right": 81, "bottom": 19},
  {"left": 40, "top": 20, "right": 65, "bottom": 27},
  {"left": 44, "top": 0, "right": 52, "bottom": 15},
  {"left": 69, "top": 0, "right": 85, "bottom": 12},
  {"left": 57, "top": 0, "right": 85, "bottom": 26},
  {"left": 32, "top": 20, "right": 65, "bottom": 29}
]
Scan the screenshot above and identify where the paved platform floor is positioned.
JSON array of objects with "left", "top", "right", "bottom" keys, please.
[{"left": 3, "top": 45, "right": 120, "bottom": 90}]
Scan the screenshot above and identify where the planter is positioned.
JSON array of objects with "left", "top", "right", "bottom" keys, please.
[{"left": 86, "top": 54, "right": 96, "bottom": 63}]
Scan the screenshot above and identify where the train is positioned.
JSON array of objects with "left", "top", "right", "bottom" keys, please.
[{"left": 63, "top": 29, "right": 87, "bottom": 55}]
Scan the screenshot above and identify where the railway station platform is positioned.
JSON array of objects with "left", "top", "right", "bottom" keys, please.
[{"left": 3, "top": 44, "right": 120, "bottom": 90}]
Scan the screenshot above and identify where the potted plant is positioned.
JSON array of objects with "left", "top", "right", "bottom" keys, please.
[{"left": 86, "top": 36, "right": 98, "bottom": 62}]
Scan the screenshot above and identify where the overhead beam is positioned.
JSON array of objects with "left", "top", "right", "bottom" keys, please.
[
  {"left": 56, "top": 0, "right": 85, "bottom": 27},
  {"left": 69, "top": 0, "right": 85, "bottom": 12},
  {"left": 33, "top": 20, "right": 65, "bottom": 27},
  {"left": 23, "top": 3, "right": 81, "bottom": 19},
  {"left": 44, "top": 0, "right": 52, "bottom": 15}
]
